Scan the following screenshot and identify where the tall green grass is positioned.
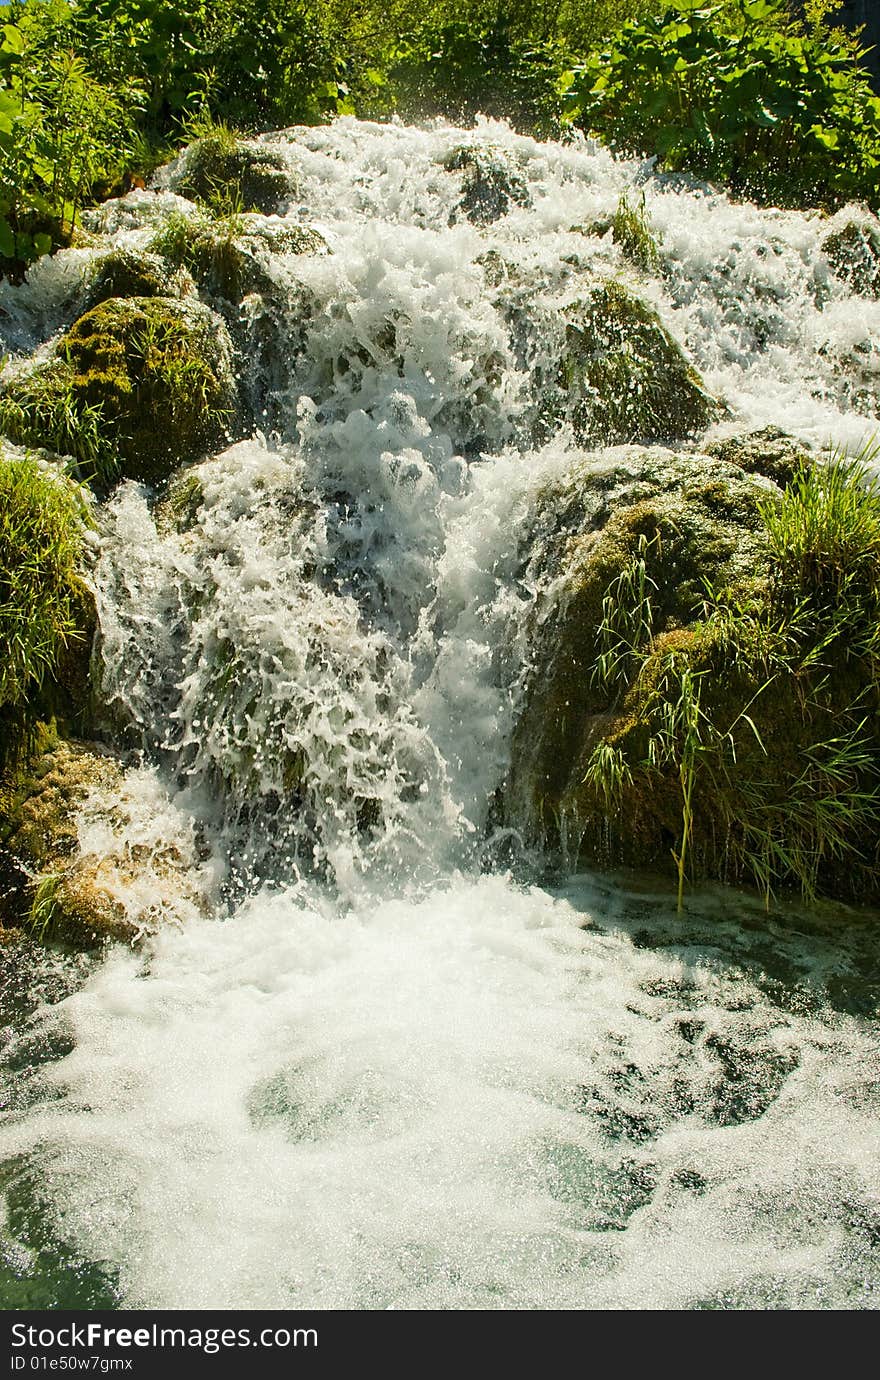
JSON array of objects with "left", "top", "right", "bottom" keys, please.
[{"left": 0, "top": 452, "right": 90, "bottom": 759}]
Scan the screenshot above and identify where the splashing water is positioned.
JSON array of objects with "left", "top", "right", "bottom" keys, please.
[{"left": 2, "top": 119, "right": 880, "bottom": 1310}]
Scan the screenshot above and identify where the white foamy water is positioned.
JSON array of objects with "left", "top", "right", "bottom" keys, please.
[{"left": 2, "top": 119, "right": 879, "bottom": 1310}]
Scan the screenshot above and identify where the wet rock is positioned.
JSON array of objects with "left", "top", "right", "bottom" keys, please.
[
  {"left": 166, "top": 136, "right": 298, "bottom": 216},
  {"left": 0, "top": 739, "right": 209, "bottom": 950},
  {"left": 705, "top": 426, "right": 809, "bottom": 487},
  {"left": 150, "top": 211, "right": 327, "bottom": 304},
  {"left": 704, "top": 1029, "right": 800, "bottom": 1126},
  {"left": 0, "top": 297, "right": 238, "bottom": 488},
  {"left": 444, "top": 146, "right": 531, "bottom": 225},
  {"left": 552, "top": 282, "right": 718, "bottom": 445},
  {"left": 823, "top": 214, "right": 880, "bottom": 298}
]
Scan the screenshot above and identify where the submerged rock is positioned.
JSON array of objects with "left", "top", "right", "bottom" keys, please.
[
  {"left": 552, "top": 282, "right": 718, "bottom": 445},
  {"left": 444, "top": 146, "right": 531, "bottom": 225},
  {"left": 822, "top": 213, "right": 880, "bottom": 298},
  {"left": 0, "top": 296, "right": 237, "bottom": 487}
]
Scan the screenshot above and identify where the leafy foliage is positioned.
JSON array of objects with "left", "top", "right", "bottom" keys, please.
[{"left": 561, "top": 0, "right": 880, "bottom": 208}]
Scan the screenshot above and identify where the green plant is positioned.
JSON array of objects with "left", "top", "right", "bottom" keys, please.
[
  {"left": 611, "top": 190, "right": 660, "bottom": 272},
  {"left": 0, "top": 359, "right": 113, "bottom": 485},
  {"left": 26, "top": 869, "right": 64, "bottom": 941},
  {"left": 1, "top": 5, "right": 143, "bottom": 277},
  {"left": 592, "top": 530, "right": 659, "bottom": 695},
  {"left": 573, "top": 443, "right": 880, "bottom": 906},
  {"left": 583, "top": 739, "right": 633, "bottom": 807}
]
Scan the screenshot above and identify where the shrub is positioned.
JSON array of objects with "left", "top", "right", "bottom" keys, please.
[{"left": 561, "top": 0, "right": 880, "bottom": 209}]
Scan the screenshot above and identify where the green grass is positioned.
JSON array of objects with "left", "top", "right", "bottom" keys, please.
[
  {"left": 0, "top": 453, "right": 90, "bottom": 750},
  {"left": 576, "top": 442, "right": 880, "bottom": 908},
  {"left": 0, "top": 360, "right": 114, "bottom": 487}
]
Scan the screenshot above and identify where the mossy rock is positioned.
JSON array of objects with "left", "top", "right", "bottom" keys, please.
[
  {"left": 0, "top": 738, "right": 209, "bottom": 950},
  {"left": 83, "top": 247, "right": 187, "bottom": 311},
  {"left": 151, "top": 212, "right": 326, "bottom": 304},
  {"left": 0, "top": 738, "right": 135, "bottom": 948},
  {"left": 552, "top": 282, "right": 718, "bottom": 445},
  {"left": 506, "top": 439, "right": 880, "bottom": 903},
  {"left": 822, "top": 217, "right": 880, "bottom": 298},
  {"left": 0, "top": 297, "right": 237, "bottom": 488},
  {"left": 705, "top": 427, "right": 810, "bottom": 488},
  {"left": 508, "top": 447, "right": 774, "bottom": 828},
  {"left": 169, "top": 136, "right": 297, "bottom": 215},
  {"left": 443, "top": 146, "right": 531, "bottom": 226}
]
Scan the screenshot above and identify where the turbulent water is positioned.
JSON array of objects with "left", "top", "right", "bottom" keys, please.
[{"left": 1, "top": 118, "right": 880, "bottom": 1310}]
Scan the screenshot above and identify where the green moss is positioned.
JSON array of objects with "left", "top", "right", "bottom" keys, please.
[
  {"left": 84, "top": 247, "right": 175, "bottom": 309},
  {"left": 1, "top": 298, "right": 237, "bottom": 489},
  {"left": 556, "top": 282, "right": 718, "bottom": 445}
]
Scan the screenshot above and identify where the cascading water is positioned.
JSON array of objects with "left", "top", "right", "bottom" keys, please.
[{"left": 1, "top": 118, "right": 879, "bottom": 1310}]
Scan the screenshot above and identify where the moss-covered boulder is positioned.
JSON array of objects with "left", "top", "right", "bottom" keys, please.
[
  {"left": 506, "top": 434, "right": 880, "bottom": 905},
  {"left": 168, "top": 135, "right": 298, "bottom": 215},
  {"left": 444, "top": 146, "right": 531, "bottom": 226},
  {"left": 82, "top": 246, "right": 193, "bottom": 311},
  {"left": 0, "top": 738, "right": 210, "bottom": 950},
  {"left": 550, "top": 282, "right": 718, "bottom": 445},
  {"left": 822, "top": 216, "right": 880, "bottom": 298},
  {"left": 0, "top": 297, "right": 237, "bottom": 488},
  {"left": 149, "top": 210, "right": 326, "bottom": 304},
  {"left": 0, "top": 452, "right": 96, "bottom": 767}
]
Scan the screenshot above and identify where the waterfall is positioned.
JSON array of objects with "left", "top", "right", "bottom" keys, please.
[{"left": 1, "top": 118, "right": 879, "bottom": 1310}]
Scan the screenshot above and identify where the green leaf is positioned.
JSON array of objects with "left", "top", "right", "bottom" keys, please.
[
  {"left": 1, "top": 25, "right": 25, "bottom": 56},
  {"left": 0, "top": 216, "right": 14, "bottom": 259}
]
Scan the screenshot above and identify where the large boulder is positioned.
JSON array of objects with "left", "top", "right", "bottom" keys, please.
[
  {"left": 506, "top": 432, "right": 880, "bottom": 904},
  {"left": 550, "top": 282, "right": 718, "bottom": 445},
  {"left": 0, "top": 296, "right": 237, "bottom": 488}
]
